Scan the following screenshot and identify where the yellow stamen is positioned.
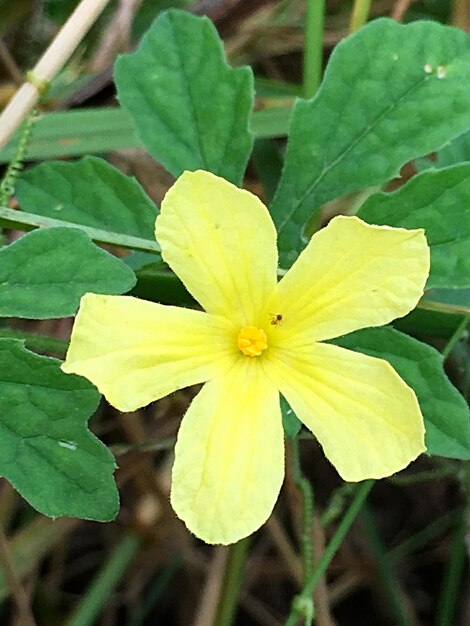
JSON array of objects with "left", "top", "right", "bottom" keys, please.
[{"left": 237, "top": 326, "right": 268, "bottom": 357}]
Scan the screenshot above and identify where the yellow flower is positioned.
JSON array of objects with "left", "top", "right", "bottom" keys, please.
[{"left": 62, "top": 170, "right": 430, "bottom": 545}]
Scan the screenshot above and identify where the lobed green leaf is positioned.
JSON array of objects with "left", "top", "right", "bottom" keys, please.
[
  {"left": 0, "top": 339, "right": 118, "bottom": 521},
  {"left": 115, "top": 9, "right": 254, "bottom": 185},
  {"left": 0, "top": 228, "right": 136, "bottom": 318},
  {"left": 16, "top": 156, "right": 158, "bottom": 240},
  {"left": 417, "top": 128, "right": 470, "bottom": 171},
  {"left": 358, "top": 165, "right": 470, "bottom": 289},
  {"left": 271, "top": 18, "right": 470, "bottom": 267},
  {"left": 334, "top": 327, "right": 470, "bottom": 460}
]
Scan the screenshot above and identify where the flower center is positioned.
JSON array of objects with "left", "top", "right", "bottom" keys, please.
[{"left": 237, "top": 326, "right": 268, "bottom": 357}]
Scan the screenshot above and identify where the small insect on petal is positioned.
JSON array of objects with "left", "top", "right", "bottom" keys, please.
[{"left": 270, "top": 313, "right": 283, "bottom": 326}]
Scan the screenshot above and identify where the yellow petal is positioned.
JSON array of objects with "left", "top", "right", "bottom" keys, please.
[
  {"left": 265, "top": 342, "right": 425, "bottom": 481},
  {"left": 61, "top": 293, "right": 235, "bottom": 412},
  {"left": 171, "top": 359, "right": 284, "bottom": 544},
  {"left": 156, "top": 170, "right": 278, "bottom": 327},
  {"left": 268, "top": 216, "right": 429, "bottom": 342}
]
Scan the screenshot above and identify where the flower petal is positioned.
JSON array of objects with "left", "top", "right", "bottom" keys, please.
[
  {"left": 61, "top": 293, "right": 234, "bottom": 412},
  {"left": 156, "top": 170, "right": 278, "bottom": 326},
  {"left": 171, "top": 359, "right": 284, "bottom": 544},
  {"left": 268, "top": 216, "right": 429, "bottom": 342},
  {"left": 265, "top": 342, "right": 425, "bottom": 481}
]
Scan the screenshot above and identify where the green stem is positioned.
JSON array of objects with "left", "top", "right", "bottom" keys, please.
[
  {"left": 305, "top": 480, "right": 373, "bottom": 594},
  {"left": 286, "top": 480, "right": 373, "bottom": 626},
  {"left": 388, "top": 464, "right": 459, "bottom": 486},
  {"left": 110, "top": 436, "right": 176, "bottom": 456},
  {"left": 0, "top": 328, "right": 68, "bottom": 356},
  {"left": 0, "top": 205, "right": 160, "bottom": 254},
  {"left": 361, "top": 504, "right": 413, "bottom": 626},
  {"left": 441, "top": 314, "right": 470, "bottom": 360},
  {"left": 434, "top": 511, "right": 466, "bottom": 626},
  {"left": 320, "top": 482, "right": 355, "bottom": 527},
  {"left": 66, "top": 532, "right": 140, "bottom": 626},
  {"left": 291, "top": 439, "right": 315, "bottom": 581},
  {"left": 388, "top": 508, "right": 460, "bottom": 563},
  {"left": 303, "top": 0, "right": 325, "bottom": 99},
  {"left": 349, "top": 0, "right": 373, "bottom": 33},
  {"left": 214, "top": 537, "right": 250, "bottom": 626},
  {"left": 0, "top": 111, "right": 36, "bottom": 207}
]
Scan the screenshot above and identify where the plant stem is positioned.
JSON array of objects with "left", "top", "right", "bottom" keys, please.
[
  {"left": 434, "top": 511, "right": 466, "bottom": 626},
  {"left": 349, "top": 0, "right": 372, "bottom": 33},
  {"left": 441, "top": 314, "right": 470, "bottom": 360},
  {"left": 303, "top": 0, "right": 325, "bottom": 99},
  {"left": 388, "top": 464, "right": 458, "bottom": 486},
  {"left": 0, "top": 40, "right": 22, "bottom": 85},
  {"left": 361, "top": 504, "right": 413, "bottom": 626},
  {"left": 0, "top": 111, "right": 36, "bottom": 207},
  {"left": 291, "top": 439, "right": 315, "bottom": 581},
  {"left": 0, "top": 205, "right": 160, "bottom": 254},
  {"left": 214, "top": 537, "right": 250, "bottom": 626},
  {"left": 66, "top": 531, "right": 140, "bottom": 626},
  {"left": 0, "top": 0, "right": 112, "bottom": 148},
  {"left": 0, "top": 523, "right": 36, "bottom": 626},
  {"left": 388, "top": 508, "right": 460, "bottom": 563},
  {"left": 285, "top": 480, "right": 373, "bottom": 626},
  {"left": 305, "top": 480, "right": 373, "bottom": 594}
]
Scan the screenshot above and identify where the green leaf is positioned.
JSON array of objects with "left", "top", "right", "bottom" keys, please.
[
  {"left": 252, "top": 138, "right": 284, "bottom": 204},
  {"left": 129, "top": 257, "right": 195, "bottom": 307},
  {"left": 417, "top": 128, "right": 470, "bottom": 172},
  {"left": 434, "top": 129, "right": 470, "bottom": 167},
  {"left": 281, "top": 396, "right": 302, "bottom": 439},
  {"left": 17, "top": 156, "right": 157, "bottom": 239},
  {"left": 396, "top": 306, "right": 466, "bottom": 340},
  {"left": 0, "top": 108, "right": 142, "bottom": 163},
  {"left": 271, "top": 18, "right": 470, "bottom": 267},
  {"left": 334, "top": 327, "right": 470, "bottom": 460},
  {"left": 0, "top": 339, "right": 118, "bottom": 520},
  {"left": 358, "top": 165, "right": 470, "bottom": 289},
  {"left": 0, "top": 107, "right": 290, "bottom": 164},
  {"left": 115, "top": 9, "right": 254, "bottom": 185},
  {"left": 0, "top": 228, "right": 136, "bottom": 318}
]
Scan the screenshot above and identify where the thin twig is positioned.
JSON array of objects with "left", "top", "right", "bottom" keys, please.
[
  {"left": 0, "top": 0, "right": 112, "bottom": 148},
  {"left": 451, "top": 0, "right": 470, "bottom": 30},
  {"left": 194, "top": 547, "right": 229, "bottom": 626},
  {"left": 0, "top": 40, "right": 23, "bottom": 85},
  {"left": 312, "top": 514, "right": 337, "bottom": 626},
  {"left": 0, "top": 524, "right": 37, "bottom": 626},
  {"left": 89, "top": 0, "right": 143, "bottom": 72},
  {"left": 391, "top": 0, "right": 415, "bottom": 21},
  {"left": 266, "top": 515, "right": 303, "bottom": 586}
]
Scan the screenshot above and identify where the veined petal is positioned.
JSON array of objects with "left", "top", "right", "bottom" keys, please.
[
  {"left": 61, "top": 293, "right": 235, "bottom": 412},
  {"left": 156, "top": 170, "right": 278, "bottom": 327},
  {"left": 268, "top": 216, "right": 429, "bottom": 343},
  {"left": 265, "top": 342, "right": 425, "bottom": 481},
  {"left": 171, "top": 359, "right": 284, "bottom": 544}
]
